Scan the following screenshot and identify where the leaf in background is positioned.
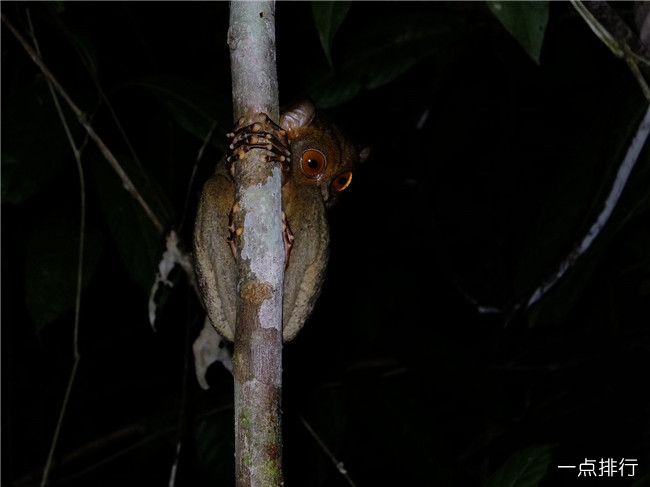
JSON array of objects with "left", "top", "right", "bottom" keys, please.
[
  {"left": 307, "top": 12, "right": 468, "bottom": 108},
  {"left": 629, "top": 473, "right": 650, "bottom": 487},
  {"left": 617, "top": 222, "right": 650, "bottom": 295},
  {"left": 1, "top": 80, "right": 77, "bottom": 204},
  {"left": 487, "top": 1, "right": 549, "bottom": 64},
  {"left": 311, "top": 1, "right": 350, "bottom": 67},
  {"left": 35, "top": 3, "right": 100, "bottom": 77},
  {"left": 127, "top": 75, "right": 232, "bottom": 149},
  {"left": 49, "top": 1, "right": 65, "bottom": 14},
  {"left": 515, "top": 94, "right": 649, "bottom": 326},
  {"left": 25, "top": 216, "right": 105, "bottom": 331},
  {"left": 484, "top": 445, "right": 553, "bottom": 487},
  {"left": 90, "top": 153, "right": 170, "bottom": 292},
  {"left": 62, "top": 24, "right": 100, "bottom": 77},
  {"left": 195, "top": 413, "right": 235, "bottom": 485},
  {"left": 192, "top": 318, "right": 233, "bottom": 389}
]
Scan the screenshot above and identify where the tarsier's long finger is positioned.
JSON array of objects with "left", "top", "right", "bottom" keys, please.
[
  {"left": 225, "top": 115, "right": 291, "bottom": 176},
  {"left": 281, "top": 211, "right": 295, "bottom": 270}
]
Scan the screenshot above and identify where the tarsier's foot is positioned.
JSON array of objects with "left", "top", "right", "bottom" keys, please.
[
  {"left": 282, "top": 211, "right": 295, "bottom": 270},
  {"left": 227, "top": 202, "right": 241, "bottom": 259},
  {"left": 226, "top": 114, "right": 291, "bottom": 177},
  {"left": 226, "top": 206, "right": 293, "bottom": 266}
]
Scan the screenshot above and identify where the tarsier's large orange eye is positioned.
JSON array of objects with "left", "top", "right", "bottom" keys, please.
[
  {"left": 332, "top": 171, "right": 353, "bottom": 192},
  {"left": 301, "top": 150, "right": 326, "bottom": 178}
]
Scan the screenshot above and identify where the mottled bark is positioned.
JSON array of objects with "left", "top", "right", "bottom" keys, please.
[{"left": 228, "top": 2, "right": 284, "bottom": 486}]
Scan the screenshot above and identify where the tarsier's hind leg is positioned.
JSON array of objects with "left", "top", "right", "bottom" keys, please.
[{"left": 193, "top": 163, "right": 238, "bottom": 342}]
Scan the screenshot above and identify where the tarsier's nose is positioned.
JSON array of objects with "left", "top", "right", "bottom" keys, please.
[{"left": 319, "top": 180, "right": 330, "bottom": 202}]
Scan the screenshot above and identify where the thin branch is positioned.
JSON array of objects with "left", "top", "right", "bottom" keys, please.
[
  {"left": 623, "top": 42, "right": 650, "bottom": 101},
  {"left": 571, "top": 0, "right": 650, "bottom": 101},
  {"left": 11, "top": 404, "right": 233, "bottom": 487},
  {"left": 2, "top": 10, "right": 169, "bottom": 485},
  {"left": 180, "top": 122, "right": 218, "bottom": 231},
  {"left": 56, "top": 7, "right": 171, "bottom": 223},
  {"left": 44, "top": 5, "right": 150, "bottom": 177},
  {"left": 167, "top": 296, "right": 200, "bottom": 487},
  {"left": 524, "top": 104, "right": 650, "bottom": 311},
  {"left": 24, "top": 11, "right": 85, "bottom": 487},
  {"left": 1, "top": 12, "right": 165, "bottom": 234},
  {"left": 95, "top": 85, "right": 171, "bottom": 224},
  {"left": 300, "top": 416, "right": 359, "bottom": 487}
]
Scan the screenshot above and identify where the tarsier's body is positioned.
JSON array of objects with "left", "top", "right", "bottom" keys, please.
[{"left": 194, "top": 99, "right": 367, "bottom": 342}]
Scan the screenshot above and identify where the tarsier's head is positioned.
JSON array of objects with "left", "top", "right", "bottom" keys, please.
[{"left": 280, "top": 99, "right": 370, "bottom": 207}]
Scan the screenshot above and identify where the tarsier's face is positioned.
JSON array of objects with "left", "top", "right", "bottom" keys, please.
[{"left": 280, "top": 101, "right": 360, "bottom": 207}]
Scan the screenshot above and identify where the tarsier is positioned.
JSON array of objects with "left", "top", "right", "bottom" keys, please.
[{"left": 194, "top": 99, "right": 369, "bottom": 342}]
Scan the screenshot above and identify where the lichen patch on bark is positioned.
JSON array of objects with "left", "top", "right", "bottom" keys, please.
[{"left": 241, "top": 281, "right": 273, "bottom": 305}]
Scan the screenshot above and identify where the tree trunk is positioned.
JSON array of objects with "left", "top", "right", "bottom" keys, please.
[{"left": 228, "top": 2, "right": 284, "bottom": 486}]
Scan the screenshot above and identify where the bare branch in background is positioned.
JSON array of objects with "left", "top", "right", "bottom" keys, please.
[{"left": 1, "top": 12, "right": 165, "bottom": 234}]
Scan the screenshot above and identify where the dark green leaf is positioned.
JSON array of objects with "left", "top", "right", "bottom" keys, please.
[
  {"left": 311, "top": 1, "right": 350, "bottom": 67},
  {"left": 618, "top": 223, "right": 650, "bottom": 288},
  {"left": 487, "top": 1, "right": 549, "bottom": 64},
  {"left": 307, "top": 12, "right": 467, "bottom": 108},
  {"left": 25, "top": 216, "right": 105, "bottom": 331},
  {"left": 90, "top": 154, "right": 170, "bottom": 292},
  {"left": 1, "top": 80, "right": 76, "bottom": 204},
  {"left": 629, "top": 473, "right": 650, "bottom": 487},
  {"left": 38, "top": 4, "right": 100, "bottom": 77},
  {"left": 127, "top": 75, "right": 231, "bottom": 148},
  {"left": 64, "top": 25, "right": 100, "bottom": 77},
  {"left": 50, "top": 1, "right": 65, "bottom": 14},
  {"left": 484, "top": 445, "right": 553, "bottom": 487},
  {"left": 195, "top": 413, "right": 235, "bottom": 486}
]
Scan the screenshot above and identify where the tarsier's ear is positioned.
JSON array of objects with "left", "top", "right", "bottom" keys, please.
[{"left": 280, "top": 99, "right": 316, "bottom": 138}]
